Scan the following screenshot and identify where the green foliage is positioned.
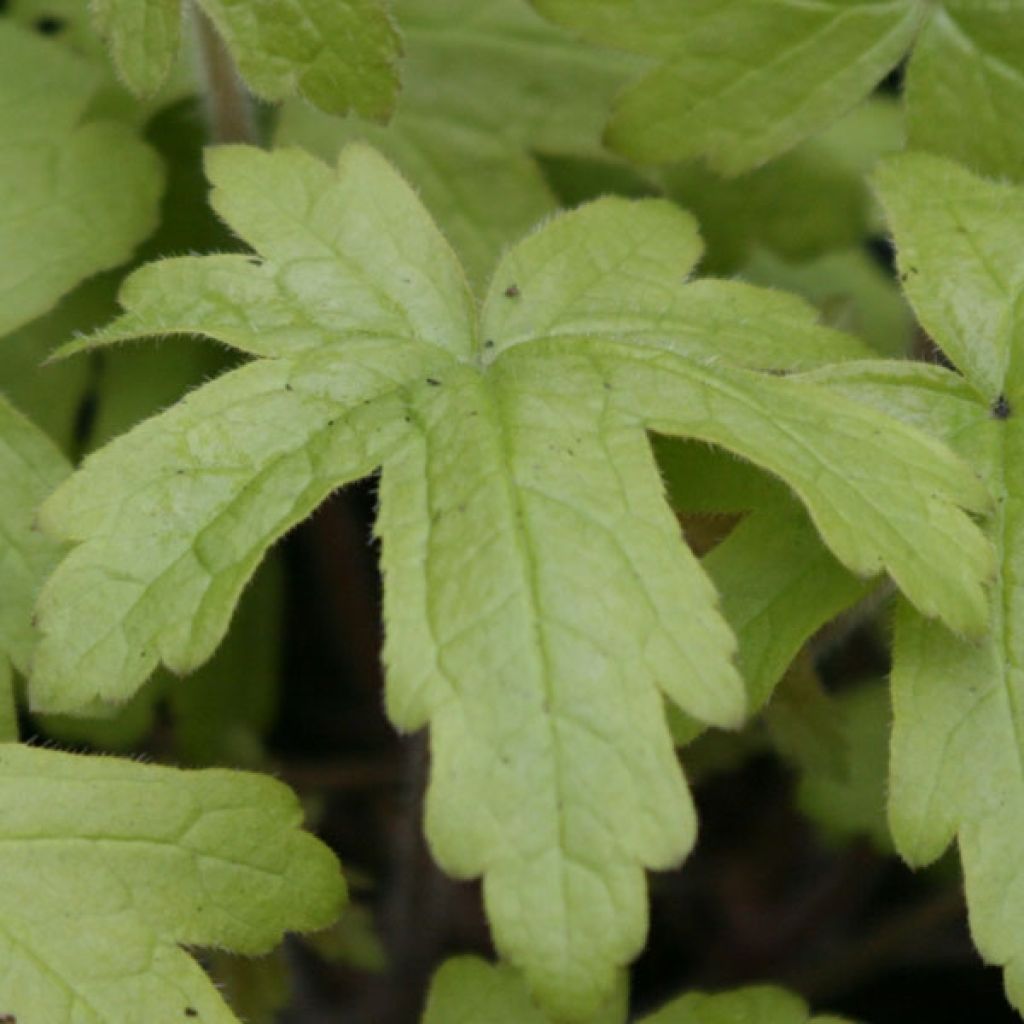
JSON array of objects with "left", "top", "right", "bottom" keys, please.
[
  {"left": 531, "top": 0, "right": 1024, "bottom": 179},
  {"left": 29, "top": 140, "right": 994, "bottom": 1016},
  {"left": 854, "top": 153, "right": 1024, "bottom": 1012},
  {"left": 422, "top": 957, "right": 852, "bottom": 1024},
  {"left": 277, "top": 0, "right": 638, "bottom": 289},
  {"left": 8, "top": 0, "right": 1024, "bottom": 1018},
  {"left": 0, "top": 21, "right": 163, "bottom": 339},
  {"left": 0, "top": 743, "right": 344, "bottom": 1022},
  {"left": 93, "top": 0, "right": 401, "bottom": 118}
]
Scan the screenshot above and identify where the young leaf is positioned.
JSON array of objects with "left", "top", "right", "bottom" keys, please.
[
  {"left": 532, "top": 0, "right": 1024, "bottom": 181},
  {"left": 0, "top": 742, "right": 344, "bottom": 1022},
  {"left": 33, "top": 144, "right": 992, "bottom": 1017},
  {"left": 824, "top": 151, "right": 1024, "bottom": 1011},
  {"left": 93, "top": 0, "right": 401, "bottom": 119},
  {"left": 0, "top": 22, "right": 163, "bottom": 338}
]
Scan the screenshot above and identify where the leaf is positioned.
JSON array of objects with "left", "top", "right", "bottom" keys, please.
[
  {"left": 906, "top": 4, "right": 1024, "bottom": 181},
  {"left": 641, "top": 986, "right": 856, "bottom": 1024},
  {"left": 822, "top": 151, "right": 1024, "bottom": 1011},
  {"left": 0, "top": 742, "right": 344, "bottom": 1021},
  {"left": 741, "top": 248, "right": 915, "bottom": 358},
  {"left": 531, "top": 0, "right": 927, "bottom": 172},
  {"left": 796, "top": 679, "right": 893, "bottom": 852},
  {"left": 660, "top": 99, "right": 905, "bottom": 273},
  {"left": 423, "top": 956, "right": 628, "bottom": 1024},
  {"left": 34, "top": 144, "right": 992, "bottom": 1016},
  {"left": 532, "top": 0, "right": 1024, "bottom": 180},
  {"left": 705, "top": 507, "right": 871, "bottom": 712},
  {"left": 94, "top": 0, "right": 401, "bottom": 118},
  {"left": 0, "top": 397, "right": 70, "bottom": 679},
  {"left": 0, "top": 660, "right": 15, "bottom": 742},
  {"left": 0, "top": 21, "right": 164, "bottom": 339},
  {"left": 277, "top": 0, "right": 641, "bottom": 290},
  {"left": 422, "top": 959, "right": 852, "bottom": 1024}
]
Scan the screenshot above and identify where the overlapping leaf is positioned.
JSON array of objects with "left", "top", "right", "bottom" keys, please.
[
  {"left": 0, "top": 743, "right": 344, "bottom": 1022},
  {"left": 32, "top": 144, "right": 992, "bottom": 1016},
  {"left": 93, "top": 0, "right": 401, "bottom": 118},
  {"left": 810, "top": 153, "right": 1024, "bottom": 1012},
  {"left": 423, "top": 957, "right": 852, "bottom": 1024},
  {"left": 277, "top": 0, "right": 641, "bottom": 289},
  {"left": 531, "top": 0, "right": 1024, "bottom": 180},
  {"left": 0, "top": 21, "right": 163, "bottom": 339}
]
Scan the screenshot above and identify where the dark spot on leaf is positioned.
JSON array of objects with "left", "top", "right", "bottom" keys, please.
[
  {"left": 284, "top": 382, "right": 293, "bottom": 391},
  {"left": 185, "top": 1010, "right": 198, "bottom": 1019},
  {"left": 425, "top": 378, "right": 441, "bottom": 387},
  {"left": 992, "top": 394, "right": 1012, "bottom": 420},
  {"left": 504, "top": 284, "right": 521, "bottom": 299},
  {"left": 34, "top": 14, "right": 65, "bottom": 34},
  {"left": 602, "top": 381, "right": 611, "bottom": 391},
  {"left": 246, "top": 257, "right": 260, "bottom": 266},
  {"left": 483, "top": 339, "right": 495, "bottom": 349}
]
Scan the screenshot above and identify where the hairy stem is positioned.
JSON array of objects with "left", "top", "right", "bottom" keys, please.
[{"left": 192, "top": 7, "right": 258, "bottom": 145}]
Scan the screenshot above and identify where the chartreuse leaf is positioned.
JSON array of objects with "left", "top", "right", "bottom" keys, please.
[
  {"left": 93, "top": 0, "right": 401, "bottom": 118},
  {"left": 641, "top": 986, "right": 855, "bottom": 1024},
  {"left": 807, "top": 151, "right": 1024, "bottom": 1010},
  {"left": 0, "top": 397, "right": 70, "bottom": 686},
  {"left": 33, "top": 144, "right": 992, "bottom": 1017},
  {"left": 0, "top": 21, "right": 163, "bottom": 339},
  {"left": 0, "top": 742, "right": 344, "bottom": 1022},
  {"left": 277, "top": 0, "right": 641, "bottom": 290},
  {"left": 423, "top": 957, "right": 627, "bottom": 1024},
  {"left": 531, "top": 0, "right": 1024, "bottom": 180},
  {"left": 423, "top": 957, "right": 851, "bottom": 1024}
]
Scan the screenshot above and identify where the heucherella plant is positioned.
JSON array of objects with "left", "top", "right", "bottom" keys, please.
[
  {"left": 27, "top": 141, "right": 993, "bottom": 1016},
  {"left": 7, "top": 0, "right": 1024, "bottom": 1020}
]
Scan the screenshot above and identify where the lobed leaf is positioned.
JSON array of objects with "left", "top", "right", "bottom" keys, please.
[
  {"left": 34, "top": 144, "right": 993, "bottom": 1017},
  {"left": 0, "top": 743, "right": 344, "bottom": 1022}
]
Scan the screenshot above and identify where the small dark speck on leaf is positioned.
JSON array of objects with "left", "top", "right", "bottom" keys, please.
[
  {"left": 504, "top": 284, "right": 521, "bottom": 299},
  {"left": 484, "top": 339, "right": 495, "bottom": 349},
  {"left": 284, "top": 382, "right": 293, "bottom": 391},
  {"left": 185, "top": 1010, "right": 198, "bottom": 1019},
  {"left": 34, "top": 14, "right": 65, "bottom": 33},
  {"left": 426, "top": 378, "right": 441, "bottom": 387},
  {"left": 993, "top": 394, "right": 1013, "bottom": 420}
]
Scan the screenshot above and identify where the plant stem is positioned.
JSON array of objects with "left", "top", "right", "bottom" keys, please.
[{"left": 192, "top": 7, "right": 257, "bottom": 145}]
